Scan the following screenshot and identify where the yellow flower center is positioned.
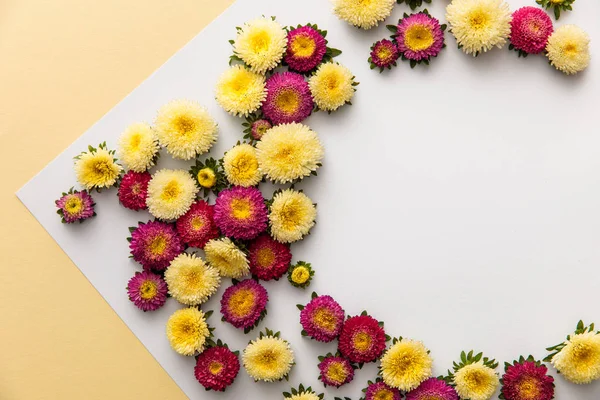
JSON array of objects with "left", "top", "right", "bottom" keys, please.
[
  {"left": 291, "top": 266, "right": 310, "bottom": 284},
  {"left": 324, "top": 73, "right": 340, "bottom": 91},
  {"left": 190, "top": 216, "right": 205, "bottom": 231},
  {"left": 291, "top": 34, "right": 316, "bottom": 58},
  {"left": 571, "top": 342, "right": 599, "bottom": 367},
  {"left": 139, "top": 280, "right": 158, "bottom": 300},
  {"left": 563, "top": 42, "right": 578, "bottom": 57},
  {"left": 183, "top": 269, "right": 203, "bottom": 288},
  {"left": 64, "top": 197, "right": 83, "bottom": 214},
  {"left": 256, "top": 247, "right": 275, "bottom": 268},
  {"left": 468, "top": 9, "right": 490, "bottom": 31},
  {"left": 404, "top": 24, "right": 434, "bottom": 51},
  {"left": 161, "top": 180, "right": 182, "bottom": 202},
  {"left": 326, "top": 361, "right": 348, "bottom": 384},
  {"left": 376, "top": 46, "right": 393, "bottom": 61},
  {"left": 275, "top": 89, "right": 301, "bottom": 115},
  {"left": 230, "top": 198, "right": 253, "bottom": 220},
  {"left": 208, "top": 361, "right": 224, "bottom": 375},
  {"left": 228, "top": 288, "right": 256, "bottom": 317},
  {"left": 130, "top": 182, "right": 141, "bottom": 195},
  {"left": 249, "top": 29, "right": 271, "bottom": 53},
  {"left": 373, "top": 389, "right": 394, "bottom": 400},
  {"left": 231, "top": 153, "right": 259, "bottom": 180},
  {"left": 174, "top": 115, "right": 196, "bottom": 135},
  {"left": 312, "top": 307, "right": 337, "bottom": 332},
  {"left": 464, "top": 369, "right": 487, "bottom": 389},
  {"left": 353, "top": 331, "right": 372, "bottom": 352},
  {"left": 550, "top": 0, "right": 564, "bottom": 3},
  {"left": 197, "top": 167, "right": 217, "bottom": 188},
  {"left": 229, "top": 72, "right": 253, "bottom": 94},
  {"left": 257, "top": 349, "right": 279, "bottom": 367},
  {"left": 129, "top": 133, "right": 142, "bottom": 150},
  {"left": 93, "top": 160, "right": 113, "bottom": 175},
  {"left": 517, "top": 376, "right": 541, "bottom": 400},
  {"left": 148, "top": 235, "right": 167, "bottom": 256}
]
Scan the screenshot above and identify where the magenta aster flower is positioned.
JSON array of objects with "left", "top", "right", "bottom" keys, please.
[
  {"left": 262, "top": 72, "right": 313, "bottom": 125},
  {"left": 126, "top": 271, "right": 168, "bottom": 311},
  {"left": 510, "top": 7, "right": 554, "bottom": 56},
  {"left": 318, "top": 354, "right": 354, "bottom": 388},
  {"left": 248, "top": 234, "right": 292, "bottom": 281},
  {"left": 55, "top": 188, "right": 95, "bottom": 223},
  {"left": 501, "top": 357, "right": 555, "bottom": 400},
  {"left": 118, "top": 170, "right": 151, "bottom": 211},
  {"left": 364, "top": 380, "right": 401, "bottom": 400},
  {"left": 338, "top": 314, "right": 386, "bottom": 363},
  {"left": 194, "top": 345, "right": 240, "bottom": 391},
  {"left": 129, "top": 220, "right": 184, "bottom": 271},
  {"left": 251, "top": 119, "right": 272, "bottom": 141},
  {"left": 300, "top": 295, "right": 345, "bottom": 342},
  {"left": 396, "top": 12, "right": 445, "bottom": 63},
  {"left": 220, "top": 279, "right": 268, "bottom": 331},
  {"left": 284, "top": 25, "right": 327, "bottom": 73},
  {"left": 176, "top": 200, "right": 219, "bottom": 249},
  {"left": 369, "top": 39, "right": 399, "bottom": 70},
  {"left": 214, "top": 186, "right": 268, "bottom": 241},
  {"left": 406, "top": 378, "right": 458, "bottom": 400}
]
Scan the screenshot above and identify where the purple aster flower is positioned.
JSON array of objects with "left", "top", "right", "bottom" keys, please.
[
  {"left": 129, "top": 220, "right": 184, "bottom": 271},
  {"left": 300, "top": 295, "right": 345, "bottom": 342},
  {"left": 262, "top": 72, "right": 313, "bottom": 125},
  {"left": 406, "top": 378, "right": 458, "bottom": 400},
  {"left": 369, "top": 39, "right": 399, "bottom": 70},
  {"left": 251, "top": 119, "right": 272, "bottom": 141},
  {"left": 220, "top": 279, "right": 268, "bottom": 330},
  {"left": 214, "top": 186, "right": 268, "bottom": 240},
  {"left": 55, "top": 188, "right": 95, "bottom": 223},
  {"left": 365, "top": 381, "right": 401, "bottom": 400},
  {"left": 284, "top": 25, "right": 327, "bottom": 73},
  {"left": 318, "top": 355, "right": 354, "bottom": 388},
  {"left": 396, "top": 12, "right": 445, "bottom": 62},
  {"left": 126, "top": 271, "right": 168, "bottom": 311}
]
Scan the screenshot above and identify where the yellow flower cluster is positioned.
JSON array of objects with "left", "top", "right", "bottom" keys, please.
[
  {"left": 204, "top": 237, "right": 250, "bottom": 278},
  {"left": 215, "top": 65, "right": 266, "bottom": 117},
  {"left": 164, "top": 253, "right": 220, "bottom": 306},
  {"left": 223, "top": 143, "right": 262, "bottom": 187},
  {"left": 551, "top": 332, "right": 600, "bottom": 384},
  {"left": 453, "top": 361, "right": 499, "bottom": 400},
  {"left": 146, "top": 169, "right": 199, "bottom": 220},
  {"left": 546, "top": 25, "right": 591, "bottom": 75},
  {"left": 233, "top": 17, "right": 287, "bottom": 74},
  {"left": 269, "top": 189, "right": 317, "bottom": 243},
  {"left": 380, "top": 339, "right": 433, "bottom": 391},
  {"left": 117, "top": 122, "right": 159, "bottom": 172},
  {"left": 166, "top": 308, "right": 210, "bottom": 356},
  {"left": 243, "top": 335, "right": 294, "bottom": 382},
  {"left": 74, "top": 145, "right": 122, "bottom": 190},
  {"left": 309, "top": 62, "right": 356, "bottom": 112},
  {"left": 333, "top": 0, "right": 395, "bottom": 30}
]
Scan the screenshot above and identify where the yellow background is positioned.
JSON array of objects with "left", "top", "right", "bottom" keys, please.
[{"left": 0, "top": 1, "right": 233, "bottom": 398}]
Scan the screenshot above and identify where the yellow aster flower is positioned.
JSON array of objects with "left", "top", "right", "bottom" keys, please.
[
  {"left": 546, "top": 25, "right": 591, "bottom": 75},
  {"left": 204, "top": 237, "right": 249, "bottom": 279},
  {"left": 215, "top": 65, "right": 267, "bottom": 117},
  {"left": 551, "top": 332, "right": 600, "bottom": 384},
  {"left": 146, "top": 169, "right": 199, "bottom": 220},
  {"left": 197, "top": 167, "right": 217, "bottom": 188},
  {"left": 289, "top": 391, "right": 320, "bottom": 400},
  {"left": 333, "top": 0, "right": 395, "bottom": 30},
  {"left": 256, "top": 123, "right": 324, "bottom": 184},
  {"left": 309, "top": 62, "right": 356, "bottom": 112},
  {"left": 154, "top": 99, "right": 218, "bottom": 160},
  {"left": 233, "top": 17, "right": 287, "bottom": 74},
  {"left": 270, "top": 189, "right": 316, "bottom": 243},
  {"left": 164, "top": 253, "right": 220, "bottom": 306},
  {"left": 117, "top": 122, "right": 160, "bottom": 172},
  {"left": 223, "top": 143, "right": 262, "bottom": 187},
  {"left": 453, "top": 361, "right": 499, "bottom": 400},
  {"left": 166, "top": 307, "right": 210, "bottom": 356},
  {"left": 291, "top": 267, "right": 310, "bottom": 284},
  {"left": 380, "top": 339, "right": 433, "bottom": 391},
  {"left": 74, "top": 144, "right": 122, "bottom": 190},
  {"left": 446, "top": 0, "right": 512, "bottom": 56},
  {"left": 243, "top": 335, "right": 294, "bottom": 382}
]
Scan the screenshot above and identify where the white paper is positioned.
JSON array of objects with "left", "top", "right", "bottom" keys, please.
[{"left": 18, "top": 0, "right": 600, "bottom": 398}]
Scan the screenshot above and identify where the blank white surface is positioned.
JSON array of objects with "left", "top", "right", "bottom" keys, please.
[{"left": 17, "top": 0, "right": 600, "bottom": 398}]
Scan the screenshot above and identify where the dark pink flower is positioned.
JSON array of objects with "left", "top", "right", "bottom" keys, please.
[
  {"left": 129, "top": 220, "right": 184, "bottom": 271},
  {"left": 365, "top": 380, "right": 401, "bottom": 400},
  {"left": 248, "top": 234, "right": 292, "bottom": 281},
  {"left": 126, "top": 271, "right": 167, "bottom": 311},
  {"left": 194, "top": 346, "right": 240, "bottom": 391},
  {"left": 251, "top": 119, "right": 272, "bottom": 140},
  {"left": 284, "top": 25, "right": 327, "bottom": 73},
  {"left": 370, "top": 39, "right": 399, "bottom": 69},
  {"left": 501, "top": 358, "right": 555, "bottom": 400},
  {"left": 220, "top": 279, "right": 268, "bottom": 330},
  {"left": 406, "top": 378, "right": 458, "bottom": 400},
  {"left": 176, "top": 200, "right": 219, "bottom": 249},
  {"left": 318, "top": 355, "right": 354, "bottom": 387},
  {"left": 214, "top": 186, "right": 268, "bottom": 240},
  {"left": 55, "top": 188, "right": 95, "bottom": 223},
  {"left": 262, "top": 72, "right": 313, "bottom": 125},
  {"left": 396, "top": 12, "right": 445, "bottom": 61},
  {"left": 300, "top": 295, "right": 345, "bottom": 342},
  {"left": 118, "top": 170, "right": 151, "bottom": 210},
  {"left": 510, "top": 7, "right": 554, "bottom": 55},
  {"left": 338, "top": 314, "right": 386, "bottom": 363}
]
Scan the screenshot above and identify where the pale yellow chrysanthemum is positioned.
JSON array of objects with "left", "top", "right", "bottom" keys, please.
[
  {"left": 453, "top": 361, "right": 499, "bottom": 400},
  {"left": 215, "top": 65, "right": 267, "bottom": 117},
  {"left": 380, "top": 339, "right": 433, "bottom": 391},
  {"left": 309, "top": 62, "right": 356, "bottom": 112},
  {"left": 446, "top": 0, "right": 512, "bottom": 56},
  {"left": 233, "top": 17, "right": 287, "bottom": 74},
  {"left": 204, "top": 237, "right": 249, "bottom": 279},
  {"left": 243, "top": 335, "right": 294, "bottom": 382},
  {"left": 164, "top": 253, "right": 221, "bottom": 306},
  {"left": 551, "top": 332, "right": 600, "bottom": 384},
  {"left": 74, "top": 145, "right": 122, "bottom": 190},
  {"left": 117, "top": 122, "right": 159, "bottom": 172},
  {"left": 223, "top": 143, "right": 262, "bottom": 187},
  {"left": 146, "top": 169, "right": 199, "bottom": 220},
  {"left": 546, "top": 25, "right": 591, "bottom": 75},
  {"left": 269, "top": 189, "right": 316, "bottom": 243},
  {"left": 154, "top": 99, "right": 218, "bottom": 160},
  {"left": 289, "top": 391, "right": 320, "bottom": 400},
  {"left": 166, "top": 308, "right": 210, "bottom": 356},
  {"left": 332, "top": 0, "right": 395, "bottom": 30},
  {"left": 256, "top": 123, "right": 324, "bottom": 184}
]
